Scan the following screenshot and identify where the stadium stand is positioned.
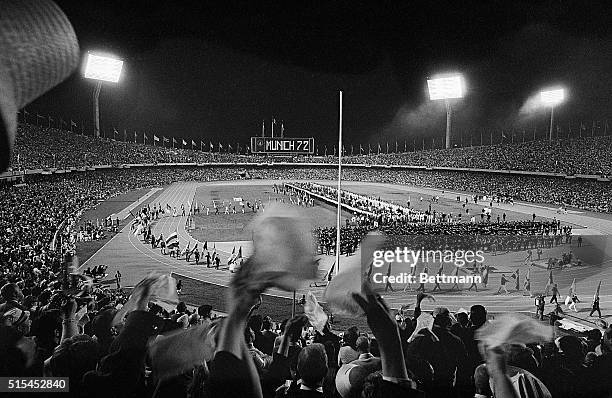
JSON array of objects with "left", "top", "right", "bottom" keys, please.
[
  {"left": 9, "top": 123, "right": 612, "bottom": 176},
  {"left": 2, "top": 125, "right": 612, "bottom": 398}
]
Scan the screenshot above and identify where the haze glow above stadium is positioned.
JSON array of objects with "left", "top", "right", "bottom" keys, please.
[{"left": 27, "top": 2, "right": 612, "bottom": 147}]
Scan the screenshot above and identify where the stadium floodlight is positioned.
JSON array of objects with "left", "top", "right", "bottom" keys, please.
[
  {"left": 427, "top": 74, "right": 465, "bottom": 149},
  {"left": 540, "top": 88, "right": 564, "bottom": 106},
  {"left": 540, "top": 87, "right": 565, "bottom": 141},
  {"left": 84, "top": 53, "right": 124, "bottom": 83},
  {"left": 83, "top": 53, "right": 124, "bottom": 137},
  {"left": 427, "top": 75, "right": 464, "bottom": 100}
]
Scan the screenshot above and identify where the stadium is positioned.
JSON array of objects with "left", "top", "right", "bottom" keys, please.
[{"left": 1, "top": 1, "right": 612, "bottom": 398}]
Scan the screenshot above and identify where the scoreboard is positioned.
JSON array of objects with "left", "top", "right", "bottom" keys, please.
[{"left": 250, "top": 137, "right": 315, "bottom": 154}]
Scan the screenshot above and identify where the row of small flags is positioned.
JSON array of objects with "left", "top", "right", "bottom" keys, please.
[
  {"left": 110, "top": 129, "right": 248, "bottom": 153},
  {"left": 16, "top": 109, "right": 610, "bottom": 153}
]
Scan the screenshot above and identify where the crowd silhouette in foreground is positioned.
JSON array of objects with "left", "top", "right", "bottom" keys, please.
[{"left": 2, "top": 266, "right": 612, "bottom": 398}]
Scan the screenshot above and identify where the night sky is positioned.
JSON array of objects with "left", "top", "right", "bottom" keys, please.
[{"left": 28, "top": 0, "right": 612, "bottom": 150}]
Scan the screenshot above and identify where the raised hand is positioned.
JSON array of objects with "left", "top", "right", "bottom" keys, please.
[
  {"left": 352, "top": 282, "right": 409, "bottom": 381},
  {"left": 352, "top": 282, "right": 397, "bottom": 343},
  {"left": 60, "top": 297, "right": 77, "bottom": 320}
]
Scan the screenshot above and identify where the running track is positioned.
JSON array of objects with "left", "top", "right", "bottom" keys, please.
[{"left": 78, "top": 180, "right": 612, "bottom": 324}]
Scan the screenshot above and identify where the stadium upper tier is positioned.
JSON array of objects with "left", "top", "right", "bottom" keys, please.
[
  {"left": 3, "top": 166, "right": 612, "bottom": 213},
  {"left": 8, "top": 123, "right": 612, "bottom": 176}
]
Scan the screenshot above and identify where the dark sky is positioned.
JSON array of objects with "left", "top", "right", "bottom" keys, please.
[{"left": 29, "top": 0, "right": 612, "bottom": 150}]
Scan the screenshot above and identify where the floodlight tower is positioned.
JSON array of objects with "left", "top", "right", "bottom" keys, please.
[
  {"left": 427, "top": 74, "right": 464, "bottom": 149},
  {"left": 540, "top": 88, "right": 565, "bottom": 141},
  {"left": 83, "top": 53, "right": 124, "bottom": 137}
]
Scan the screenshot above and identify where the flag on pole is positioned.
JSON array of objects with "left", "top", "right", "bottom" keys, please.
[
  {"left": 377, "top": 143, "right": 381, "bottom": 154},
  {"left": 166, "top": 232, "right": 179, "bottom": 248},
  {"left": 548, "top": 271, "right": 553, "bottom": 285},
  {"left": 228, "top": 143, "right": 233, "bottom": 152},
  {"left": 113, "top": 128, "right": 119, "bottom": 140},
  {"left": 237, "top": 246, "right": 242, "bottom": 259},
  {"left": 359, "top": 144, "right": 364, "bottom": 154},
  {"left": 227, "top": 246, "right": 237, "bottom": 264},
  {"left": 209, "top": 141, "right": 214, "bottom": 152},
  {"left": 182, "top": 139, "right": 187, "bottom": 146},
  {"left": 203, "top": 241, "right": 208, "bottom": 250},
  {"left": 569, "top": 278, "right": 576, "bottom": 296},
  {"left": 154, "top": 135, "right": 160, "bottom": 146},
  {"left": 272, "top": 118, "right": 277, "bottom": 137},
  {"left": 191, "top": 140, "right": 196, "bottom": 149},
  {"left": 181, "top": 242, "right": 190, "bottom": 258},
  {"left": 200, "top": 141, "right": 204, "bottom": 151},
  {"left": 218, "top": 142, "right": 223, "bottom": 152},
  {"left": 593, "top": 281, "right": 601, "bottom": 300}
]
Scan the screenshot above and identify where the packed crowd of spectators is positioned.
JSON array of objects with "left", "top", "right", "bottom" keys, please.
[
  {"left": 9, "top": 123, "right": 612, "bottom": 176},
  {"left": 10, "top": 124, "right": 247, "bottom": 169},
  {"left": 339, "top": 137, "right": 612, "bottom": 176},
  {"left": 3, "top": 268, "right": 612, "bottom": 398}
]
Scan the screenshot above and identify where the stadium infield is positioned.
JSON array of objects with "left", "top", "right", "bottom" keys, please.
[{"left": 77, "top": 179, "right": 612, "bottom": 329}]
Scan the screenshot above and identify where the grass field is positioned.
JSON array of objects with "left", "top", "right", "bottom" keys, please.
[{"left": 189, "top": 183, "right": 353, "bottom": 242}]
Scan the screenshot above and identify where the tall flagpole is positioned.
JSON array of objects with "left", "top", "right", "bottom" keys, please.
[{"left": 335, "top": 91, "right": 343, "bottom": 276}]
